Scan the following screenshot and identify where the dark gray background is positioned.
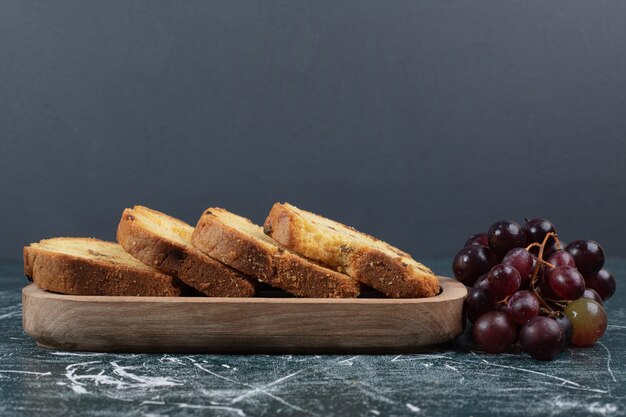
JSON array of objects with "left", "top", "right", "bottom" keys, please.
[{"left": 2, "top": 0, "right": 625, "bottom": 262}]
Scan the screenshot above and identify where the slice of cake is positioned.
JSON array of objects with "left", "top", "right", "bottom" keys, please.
[
  {"left": 23, "top": 237, "right": 181, "bottom": 296},
  {"left": 263, "top": 203, "right": 439, "bottom": 298},
  {"left": 116, "top": 206, "right": 256, "bottom": 297},
  {"left": 190, "top": 208, "right": 360, "bottom": 298}
]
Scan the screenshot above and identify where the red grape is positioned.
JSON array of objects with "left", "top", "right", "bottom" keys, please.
[
  {"left": 507, "top": 290, "right": 540, "bottom": 325},
  {"left": 453, "top": 246, "right": 497, "bottom": 286},
  {"left": 498, "top": 302, "right": 512, "bottom": 316},
  {"left": 465, "top": 233, "right": 489, "bottom": 247},
  {"left": 566, "top": 240, "right": 605, "bottom": 276},
  {"left": 555, "top": 315, "right": 573, "bottom": 350},
  {"left": 473, "top": 274, "right": 489, "bottom": 290},
  {"left": 548, "top": 266, "right": 585, "bottom": 300},
  {"left": 472, "top": 311, "right": 517, "bottom": 353},
  {"left": 582, "top": 288, "right": 604, "bottom": 306},
  {"left": 465, "top": 287, "right": 497, "bottom": 322},
  {"left": 537, "top": 266, "right": 558, "bottom": 299},
  {"left": 523, "top": 218, "right": 556, "bottom": 244},
  {"left": 488, "top": 220, "right": 526, "bottom": 258},
  {"left": 486, "top": 264, "right": 521, "bottom": 300},
  {"left": 520, "top": 317, "right": 564, "bottom": 360},
  {"left": 564, "top": 298, "right": 607, "bottom": 346},
  {"left": 542, "top": 238, "right": 563, "bottom": 259},
  {"left": 502, "top": 248, "right": 533, "bottom": 286},
  {"left": 584, "top": 269, "right": 616, "bottom": 301},
  {"left": 531, "top": 255, "right": 538, "bottom": 272},
  {"left": 547, "top": 250, "right": 575, "bottom": 269}
]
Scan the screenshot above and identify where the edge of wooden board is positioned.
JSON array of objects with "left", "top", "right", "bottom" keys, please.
[{"left": 22, "top": 277, "right": 468, "bottom": 354}]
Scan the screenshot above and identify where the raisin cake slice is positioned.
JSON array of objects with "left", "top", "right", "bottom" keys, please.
[
  {"left": 191, "top": 208, "right": 360, "bottom": 298},
  {"left": 23, "top": 237, "right": 182, "bottom": 296},
  {"left": 263, "top": 202, "right": 439, "bottom": 298},
  {"left": 117, "top": 206, "right": 256, "bottom": 297}
]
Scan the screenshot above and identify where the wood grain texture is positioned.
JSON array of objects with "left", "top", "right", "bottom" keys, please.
[{"left": 22, "top": 277, "right": 466, "bottom": 354}]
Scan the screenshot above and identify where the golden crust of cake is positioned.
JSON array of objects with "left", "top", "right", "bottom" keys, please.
[
  {"left": 263, "top": 203, "right": 439, "bottom": 298},
  {"left": 23, "top": 237, "right": 182, "bottom": 296},
  {"left": 191, "top": 208, "right": 360, "bottom": 298},
  {"left": 116, "top": 206, "right": 256, "bottom": 297}
]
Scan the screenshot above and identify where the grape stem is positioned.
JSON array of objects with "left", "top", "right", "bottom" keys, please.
[
  {"left": 538, "top": 260, "right": 555, "bottom": 269},
  {"left": 525, "top": 242, "right": 542, "bottom": 251},
  {"left": 526, "top": 232, "right": 563, "bottom": 317}
]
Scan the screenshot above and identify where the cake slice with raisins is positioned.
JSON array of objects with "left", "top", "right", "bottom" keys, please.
[
  {"left": 191, "top": 207, "right": 360, "bottom": 298},
  {"left": 117, "top": 206, "right": 257, "bottom": 297},
  {"left": 263, "top": 202, "right": 439, "bottom": 298},
  {"left": 23, "top": 237, "right": 182, "bottom": 296}
]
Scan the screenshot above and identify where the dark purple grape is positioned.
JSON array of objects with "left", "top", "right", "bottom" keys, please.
[
  {"left": 453, "top": 246, "right": 498, "bottom": 286},
  {"left": 472, "top": 311, "right": 517, "bottom": 353},
  {"left": 486, "top": 264, "right": 521, "bottom": 300},
  {"left": 523, "top": 256, "right": 539, "bottom": 289},
  {"left": 544, "top": 249, "right": 573, "bottom": 280},
  {"left": 473, "top": 274, "right": 489, "bottom": 290},
  {"left": 488, "top": 220, "right": 526, "bottom": 258},
  {"left": 547, "top": 250, "right": 575, "bottom": 269},
  {"left": 548, "top": 266, "right": 586, "bottom": 300},
  {"left": 582, "top": 288, "right": 604, "bottom": 306},
  {"left": 498, "top": 302, "right": 512, "bottom": 315},
  {"left": 537, "top": 267, "right": 558, "bottom": 299},
  {"left": 565, "top": 240, "right": 605, "bottom": 276},
  {"left": 542, "top": 238, "right": 563, "bottom": 260},
  {"left": 507, "top": 290, "right": 540, "bottom": 325},
  {"left": 527, "top": 237, "right": 563, "bottom": 260},
  {"left": 584, "top": 269, "right": 616, "bottom": 301},
  {"left": 523, "top": 218, "right": 556, "bottom": 244},
  {"left": 465, "top": 287, "right": 497, "bottom": 322},
  {"left": 497, "top": 303, "right": 520, "bottom": 330},
  {"left": 502, "top": 248, "right": 533, "bottom": 287},
  {"left": 555, "top": 315, "right": 573, "bottom": 350},
  {"left": 465, "top": 233, "right": 489, "bottom": 247},
  {"left": 520, "top": 317, "right": 564, "bottom": 360}
]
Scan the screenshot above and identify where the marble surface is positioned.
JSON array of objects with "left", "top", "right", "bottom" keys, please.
[{"left": 0, "top": 259, "right": 624, "bottom": 417}]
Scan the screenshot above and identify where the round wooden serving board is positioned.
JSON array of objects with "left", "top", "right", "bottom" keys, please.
[{"left": 22, "top": 277, "right": 467, "bottom": 354}]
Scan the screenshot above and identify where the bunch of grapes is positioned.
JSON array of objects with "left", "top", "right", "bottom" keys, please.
[{"left": 453, "top": 218, "right": 616, "bottom": 360}]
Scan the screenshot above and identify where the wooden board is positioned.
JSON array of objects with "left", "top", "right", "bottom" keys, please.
[{"left": 22, "top": 277, "right": 467, "bottom": 354}]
